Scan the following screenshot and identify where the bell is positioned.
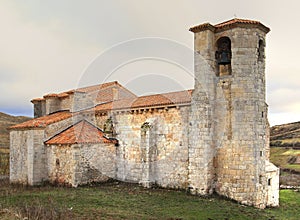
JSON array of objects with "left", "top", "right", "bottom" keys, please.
[
  {"left": 218, "top": 51, "right": 230, "bottom": 65},
  {"left": 216, "top": 38, "right": 231, "bottom": 65},
  {"left": 218, "top": 51, "right": 231, "bottom": 65}
]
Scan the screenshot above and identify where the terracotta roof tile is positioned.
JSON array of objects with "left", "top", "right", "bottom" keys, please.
[
  {"left": 215, "top": 18, "right": 261, "bottom": 28},
  {"left": 57, "top": 93, "right": 69, "bottom": 98},
  {"left": 31, "top": 98, "right": 45, "bottom": 102},
  {"left": 32, "top": 81, "right": 137, "bottom": 107},
  {"left": 45, "top": 120, "right": 117, "bottom": 145},
  {"left": 9, "top": 111, "right": 72, "bottom": 130},
  {"left": 94, "top": 90, "right": 192, "bottom": 111},
  {"left": 131, "top": 90, "right": 192, "bottom": 108},
  {"left": 190, "top": 18, "right": 270, "bottom": 33},
  {"left": 75, "top": 81, "right": 118, "bottom": 93},
  {"left": 43, "top": 93, "right": 58, "bottom": 98}
]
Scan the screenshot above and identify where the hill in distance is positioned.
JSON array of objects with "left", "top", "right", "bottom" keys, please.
[
  {"left": 0, "top": 112, "right": 31, "bottom": 148},
  {"left": 270, "top": 121, "right": 300, "bottom": 148}
]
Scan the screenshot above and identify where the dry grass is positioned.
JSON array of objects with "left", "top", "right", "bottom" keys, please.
[
  {"left": 0, "top": 178, "right": 299, "bottom": 220},
  {"left": 270, "top": 148, "right": 300, "bottom": 172},
  {"left": 0, "top": 148, "right": 9, "bottom": 154},
  {"left": 0, "top": 152, "right": 9, "bottom": 175}
]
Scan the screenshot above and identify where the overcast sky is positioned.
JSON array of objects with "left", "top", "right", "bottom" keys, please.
[{"left": 0, "top": 0, "right": 299, "bottom": 126}]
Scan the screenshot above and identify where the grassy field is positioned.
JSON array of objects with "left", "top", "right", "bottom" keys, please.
[
  {"left": 270, "top": 148, "right": 300, "bottom": 172},
  {"left": 0, "top": 148, "right": 9, "bottom": 154},
  {"left": 0, "top": 149, "right": 9, "bottom": 175},
  {"left": 0, "top": 179, "right": 299, "bottom": 220}
]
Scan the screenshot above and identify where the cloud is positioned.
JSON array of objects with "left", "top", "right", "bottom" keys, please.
[
  {"left": 0, "top": 0, "right": 299, "bottom": 125},
  {"left": 0, "top": 1, "right": 101, "bottom": 116}
]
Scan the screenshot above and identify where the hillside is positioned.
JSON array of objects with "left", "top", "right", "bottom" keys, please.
[
  {"left": 0, "top": 112, "right": 31, "bottom": 148},
  {"left": 270, "top": 121, "right": 300, "bottom": 186},
  {"left": 270, "top": 121, "right": 300, "bottom": 148}
]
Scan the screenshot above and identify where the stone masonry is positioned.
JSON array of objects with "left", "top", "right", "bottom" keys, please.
[{"left": 9, "top": 18, "right": 279, "bottom": 209}]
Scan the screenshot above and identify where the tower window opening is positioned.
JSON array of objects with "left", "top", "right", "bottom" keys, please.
[
  {"left": 268, "top": 178, "right": 271, "bottom": 186},
  {"left": 259, "top": 175, "right": 263, "bottom": 184},
  {"left": 216, "top": 37, "right": 232, "bottom": 65},
  {"left": 258, "top": 39, "right": 265, "bottom": 61},
  {"left": 56, "top": 158, "right": 60, "bottom": 167},
  {"left": 215, "top": 37, "right": 232, "bottom": 76}
]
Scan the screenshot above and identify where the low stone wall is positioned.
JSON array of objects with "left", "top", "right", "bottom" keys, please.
[{"left": 280, "top": 170, "right": 300, "bottom": 187}]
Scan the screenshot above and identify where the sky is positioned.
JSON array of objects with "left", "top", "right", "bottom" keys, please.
[{"left": 0, "top": 0, "right": 299, "bottom": 126}]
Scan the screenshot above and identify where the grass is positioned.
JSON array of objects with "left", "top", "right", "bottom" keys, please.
[
  {"left": 281, "top": 138, "right": 300, "bottom": 144},
  {"left": 0, "top": 148, "right": 9, "bottom": 154},
  {"left": 282, "top": 149, "right": 300, "bottom": 156},
  {"left": 270, "top": 148, "right": 300, "bottom": 172},
  {"left": 0, "top": 179, "right": 299, "bottom": 220},
  {"left": 0, "top": 151, "right": 9, "bottom": 175}
]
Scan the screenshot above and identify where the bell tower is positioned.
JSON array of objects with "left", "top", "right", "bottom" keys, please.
[{"left": 188, "top": 18, "right": 279, "bottom": 208}]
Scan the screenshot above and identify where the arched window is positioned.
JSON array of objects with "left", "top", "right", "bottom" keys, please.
[
  {"left": 215, "top": 37, "right": 232, "bottom": 65},
  {"left": 258, "top": 39, "right": 265, "bottom": 61}
]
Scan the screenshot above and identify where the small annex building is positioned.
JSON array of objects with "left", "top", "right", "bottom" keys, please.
[{"left": 10, "top": 18, "right": 279, "bottom": 209}]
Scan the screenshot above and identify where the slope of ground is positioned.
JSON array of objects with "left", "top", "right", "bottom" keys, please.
[
  {"left": 0, "top": 112, "right": 31, "bottom": 148},
  {"left": 0, "top": 180, "right": 299, "bottom": 220},
  {"left": 270, "top": 121, "right": 300, "bottom": 186},
  {"left": 270, "top": 121, "right": 300, "bottom": 148}
]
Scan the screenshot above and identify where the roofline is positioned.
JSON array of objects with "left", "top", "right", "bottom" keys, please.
[
  {"left": 9, "top": 110, "right": 72, "bottom": 130},
  {"left": 90, "top": 89, "right": 193, "bottom": 112},
  {"left": 44, "top": 119, "right": 117, "bottom": 145},
  {"left": 31, "top": 80, "right": 138, "bottom": 103},
  {"left": 189, "top": 18, "right": 270, "bottom": 34}
]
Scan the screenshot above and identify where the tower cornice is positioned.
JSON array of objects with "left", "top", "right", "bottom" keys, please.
[{"left": 190, "top": 18, "right": 270, "bottom": 34}]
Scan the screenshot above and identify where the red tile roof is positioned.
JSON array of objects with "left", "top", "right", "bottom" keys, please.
[
  {"left": 9, "top": 111, "right": 72, "bottom": 130},
  {"left": 189, "top": 18, "right": 270, "bottom": 33},
  {"left": 32, "top": 81, "right": 137, "bottom": 104},
  {"left": 215, "top": 18, "right": 261, "bottom": 28},
  {"left": 75, "top": 81, "right": 118, "bottom": 93},
  {"left": 94, "top": 90, "right": 192, "bottom": 111},
  {"left": 45, "top": 120, "right": 117, "bottom": 145},
  {"left": 31, "top": 98, "right": 45, "bottom": 102}
]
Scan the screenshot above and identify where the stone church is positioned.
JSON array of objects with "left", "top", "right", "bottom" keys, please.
[{"left": 9, "top": 18, "right": 279, "bottom": 208}]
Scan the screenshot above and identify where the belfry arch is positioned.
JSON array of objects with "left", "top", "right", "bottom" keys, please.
[{"left": 215, "top": 36, "right": 232, "bottom": 76}]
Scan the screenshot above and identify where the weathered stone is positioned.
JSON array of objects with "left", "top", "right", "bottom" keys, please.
[{"left": 10, "top": 18, "right": 279, "bottom": 209}]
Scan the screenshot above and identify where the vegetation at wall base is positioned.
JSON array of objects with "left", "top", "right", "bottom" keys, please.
[{"left": 0, "top": 179, "right": 299, "bottom": 220}]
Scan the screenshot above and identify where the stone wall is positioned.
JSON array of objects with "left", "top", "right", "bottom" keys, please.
[
  {"left": 189, "top": 28, "right": 216, "bottom": 195},
  {"left": 280, "top": 172, "right": 300, "bottom": 187},
  {"left": 213, "top": 28, "right": 270, "bottom": 208},
  {"left": 266, "top": 162, "right": 280, "bottom": 206},
  {"left": 60, "top": 97, "right": 72, "bottom": 112},
  {"left": 33, "top": 100, "right": 46, "bottom": 118},
  {"left": 10, "top": 129, "right": 46, "bottom": 185},
  {"left": 47, "top": 143, "right": 117, "bottom": 186},
  {"left": 28, "top": 129, "right": 47, "bottom": 185},
  {"left": 10, "top": 130, "right": 31, "bottom": 184},
  {"left": 47, "top": 145, "right": 75, "bottom": 185},
  {"left": 45, "top": 97, "right": 60, "bottom": 115},
  {"left": 44, "top": 117, "right": 74, "bottom": 139},
  {"left": 74, "top": 143, "right": 117, "bottom": 186},
  {"left": 110, "top": 106, "right": 190, "bottom": 188},
  {"left": 190, "top": 25, "right": 278, "bottom": 208}
]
